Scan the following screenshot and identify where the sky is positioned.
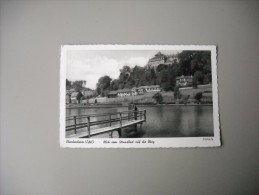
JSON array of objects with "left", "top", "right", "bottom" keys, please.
[{"left": 66, "top": 50, "right": 180, "bottom": 89}]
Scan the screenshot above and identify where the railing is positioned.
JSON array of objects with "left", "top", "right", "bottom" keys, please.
[{"left": 66, "top": 110, "right": 146, "bottom": 137}]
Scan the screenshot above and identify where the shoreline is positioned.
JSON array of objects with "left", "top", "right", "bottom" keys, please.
[{"left": 66, "top": 103, "right": 213, "bottom": 109}]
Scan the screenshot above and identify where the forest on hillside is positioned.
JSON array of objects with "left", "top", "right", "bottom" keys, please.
[{"left": 67, "top": 50, "right": 212, "bottom": 97}]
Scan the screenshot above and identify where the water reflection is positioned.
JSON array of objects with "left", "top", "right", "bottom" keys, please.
[{"left": 66, "top": 105, "right": 214, "bottom": 138}]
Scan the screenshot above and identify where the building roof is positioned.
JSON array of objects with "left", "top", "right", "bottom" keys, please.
[
  {"left": 71, "top": 92, "right": 81, "bottom": 97},
  {"left": 138, "top": 85, "right": 160, "bottom": 89},
  {"left": 176, "top": 75, "right": 193, "bottom": 83},
  {"left": 117, "top": 89, "right": 132, "bottom": 93},
  {"left": 111, "top": 85, "right": 161, "bottom": 94},
  {"left": 154, "top": 52, "right": 165, "bottom": 57},
  {"left": 108, "top": 91, "right": 118, "bottom": 95},
  {"left": 148, "top": 52, "right": 166, "bottom": 62}
]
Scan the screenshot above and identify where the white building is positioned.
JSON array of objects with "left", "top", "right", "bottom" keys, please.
[
  {"left": 176, "top": 75, "right": 193, "bottom": 87},
  {"left": 109, "top": 85, "right": 161, "bottom": 98},
  {"left": 117, "top": 89, "right": 132, "bottom": 97},
  {"left": 147, "top": 52, "right": 179, "bottom": 69},
  {"left": 147, "top": 52, "right": 167, "bottom": 68},
  {"left": 131, "top": 88, "right": 138, "bottom": 96},
  {"left": 138, "top": 85, "right": 161, "bottom": 93}
]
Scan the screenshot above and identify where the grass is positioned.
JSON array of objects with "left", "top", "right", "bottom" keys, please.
[{"left": 81, "top": 85, "right": 213, "bottom": 105}]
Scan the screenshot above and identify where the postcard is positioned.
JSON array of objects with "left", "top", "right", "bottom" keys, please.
[{"left": 60, "top": 45, "right": 220, "bottom": 148}]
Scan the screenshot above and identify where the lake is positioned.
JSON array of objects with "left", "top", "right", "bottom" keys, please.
[{"left": 66, "top": 105, "right": 214, "bottom": 138}]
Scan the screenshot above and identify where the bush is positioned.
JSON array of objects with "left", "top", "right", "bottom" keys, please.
[
  {"left": 174, "top": 86, "right": 181, "bottom": 99},
  {"left": 152, "top": 92, "right": 163, "bottom": 104},
  {"left": 194, "top": 92, "right": 203, "bottom": 102}
]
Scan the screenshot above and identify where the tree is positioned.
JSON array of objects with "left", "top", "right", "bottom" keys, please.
[
  {"left": 203, "top": 74, "right": 210, "bottom": 85},
  {"left": 117, "top": 65, "right": 132, "bottom": 89},
  {"left": 110, "top": 79, "right": 119, "bottom": 91},
  {"left": 167, "top": 65, "right": 177, "bottom": 90},
  {"left": 192, "top": 79, "right": 198, "bottom": 89},
  {"left": 193, "top": 71, "right": 204, "bottom": 86},
  {"left": 194, "top": 92, "right": 203, "bottom": 103},
  {"left": 92, "top": 50, "right": 212, "bottom": 95},
  {"left": 177, "top": 51, "right": 193, "bottom": 75},
  {"left": 150, "top": 67, "right": 156, "bottom": 80},
  {"left": 152, "top": 92, "right": 163, "bottom": 104},
  {"left": 120, "top": 65, "right": 131, "bottom": 73},
  {"left": 76, "top": 91, "right": 84, "bottom": 104},
  {"left": 96, "top": 76, "right": 112, "bottom": 96},
  {"left": 157, "top": 69, "right": 170, "bottom": 91},
  {"left": 161, "top": 82, "right": 171, "bottom": 91},
  {"left": 156, "top": 64, "right": 167, "bottom": 72},
  {"left": 66, "top": 79, "right": 72, "bottom": 88},
  {"left": 72, "top": 80, "right": 85, "bottom": 92},
  {"left": 177, "top": 51, "right": 211, "bottom": 82},
  {"left": 174, "top": 86, "right": 181, "bottom": 99}
]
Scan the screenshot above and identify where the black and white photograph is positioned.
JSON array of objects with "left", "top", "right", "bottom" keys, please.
[
  {"left": 3, "top": 0, "right": 259, "bottom": 194},
  {"left": 60, "top": 45, "right": 220, "bottom": 148}
]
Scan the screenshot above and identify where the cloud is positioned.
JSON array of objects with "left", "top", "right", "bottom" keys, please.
[
  {"left": 118, "top": 57, "right": 149, "bottom": 68},
  {"left": 66, "top": 55, "right": 149, "bottom": 89},
  {"left": 67, "top": 56, "right": 120, "bottom": 89}
]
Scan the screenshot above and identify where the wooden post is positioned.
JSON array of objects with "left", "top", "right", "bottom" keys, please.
[
  {"left": 87, "top": 116, "right": 90, "bottom": 138},
  {"left": 118, "top": 129, "right": 122, "bottom": 137},
  {"left": 109, "top": 114, "right": 113, "bottom": 138},
  {"left": 74, "top": 116, "right": 77, "bottom": 134},
  {"left": 127, "top": 105, "right": 130, "bottom": 121},
  {"left": 109, "top": 131, "right": 113, "bottom": 138},
  {"left": 144, "top": 110, "right": 146, "bottom": 122},
  {"left": 118, "top": 113, "right": 122, "bottom": 137},
  {"left": 120, "top": 113, "right": 122, "bottom": 127}
]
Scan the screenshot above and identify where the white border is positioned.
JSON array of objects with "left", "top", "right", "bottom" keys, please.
[{"left": 60, "top": 45, "right": 220, "bottom": 148}]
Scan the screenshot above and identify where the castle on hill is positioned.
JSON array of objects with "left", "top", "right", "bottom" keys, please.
[{"left": 147, "top": 52, "right": 179, "bottom": 69}]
